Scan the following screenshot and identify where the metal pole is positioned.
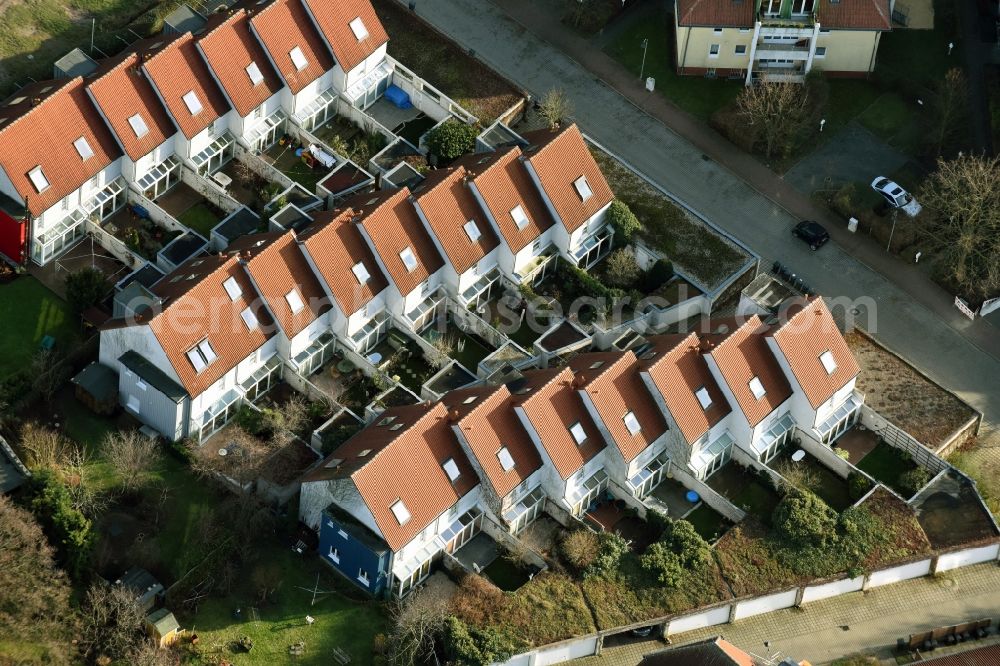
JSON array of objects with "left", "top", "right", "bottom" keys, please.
[
  {"left": 91, "top": 19, "right": 95, "bottom": 53},
  {"left": 886, "top": 209, "right": 897, "bottom": 252},
  {"left": 639, "top": 38, "right": 649, "bottom": 81}
]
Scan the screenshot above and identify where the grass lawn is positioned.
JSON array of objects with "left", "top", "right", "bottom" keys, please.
[
  {"left": 875, "top": 0, "right": 958, "bottom": 91},
  {"left": 856, "top": 441, "right": 919, "bottom": 497},
  {"left": 603, "top": 6, "right": 740, "bottom": 121},
  {"left": 178, "top": 202, "right": 223, "bottom": 238},
  {"left": 185, "top": 546, "right": 389, "bottom": 666},
  {"left": 857, "top": 92, "right": 925, "bottom": 156},
  {"left": 950, "top": 448, "right": 1000, "bottom": 517},
  {"left": 0, "top": 276, "right": 79, "bottom": 381},
  {"left": 683, "top": 504, "right": 730, "bottom": 542},
  {"left": 822, "top": 80, "right": 883, "bottom": 136}
]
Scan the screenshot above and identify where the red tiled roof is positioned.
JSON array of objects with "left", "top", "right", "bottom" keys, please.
[
  {"left": 641, "top": 333, "right": 732, "bottom": 444},
  {"left": 414, "top": 167, "right": 500, "bottom": 275},
  {"left": 640, "top": 636, "right": 754, "bottom": 666},
  {"left": 142, "top": 33, "right": 231, "bottom": 140},
  {"left": 705, "top": 316, "right": 793, "bottom": 427},
  {"left": 568, "top": 351, "right": 667, "bottom": 463},
  {"left": 148, "top": 254, "right": 275, "bottom": 397},
  {"left": 0, "top": 77, "right": 121, "bottom": 217},
  {"left": 819, "top": 0, "right": 892, "bottom": 30},
  {"left": 86, "top": 51, "right": 178, "bottom": 162},
  {"left": 249, "top": 0, "right": 334, "bottom": 95},
  {"left": 197, "top": 10, "right": 284, "bottom": 118},
  {"left": 301, "top": 0, "right": 388, "bottom": 73},
  {"left": 675, "top": 0, "right": 755, "bottom": 27},
  {"left": 320, "top": 402, "right": 478, "bottom": 551},
  {"left": 921, "top": 644, "right": 1000, "bottom": 666},
  {"left": 457, "top": 147, "right": 555, "bottom": 253},
  {"left": 353, "top": 187, "right": 444, "bottom": 297},
  {"left": 521, "top": 124, "right": 614, "bottom": 233},
  {"left": 515, "top": 367, "right": 604, "bottom": 479},
  {"left": 768, "top": 297, "right": 860, "bottom": 409},
  {"left": 443, "top": 384, "right": 543, "bottom": 499},
  {"left": 230, "top": 230, "right": 329, "bottom": 339},
  {"left": 297, "top": 208, "right": 388, "bottom": 316}
]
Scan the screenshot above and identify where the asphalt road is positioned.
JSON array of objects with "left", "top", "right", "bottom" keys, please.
[{"left": 404, "top": 0, "right": 1000, "bottom": 431}]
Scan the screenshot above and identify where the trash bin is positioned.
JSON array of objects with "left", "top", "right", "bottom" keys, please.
[{"left": 847, "top": 217, "right": 859, "bottom": 233}]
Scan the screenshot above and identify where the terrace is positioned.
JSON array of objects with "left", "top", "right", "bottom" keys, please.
[
  {"left": 365, "top": 97, "right": 437, "bottom": 149},
  {"left": 155, "top": 182, "right": 226, "bottom": 239},
  {"left": 772, "top": 447, "right": 853, "bottom": 511},
  {"left": 307, "top": 353, "right": 384, "bottom": 414},
  {"left": 101, "top": 207, "right": 181, "bottom": 264},
  {"left": 312, "top": 114, "right": 389, "bottom": 167},
  {"left": 262, "top": 139, "right": 336, "bottom": 194},
  {"left": 32, "top": 235, "right": 129, "bottom": 299},
  {"left": 585, "top": 500, "right": 658, "bottom": 553},
  {"left": 856, "top": 440, "right": 923, "bottom": 498},
  {"left": 214, "top": 159, "right": 275, "bottom": 211},
  {"left": 706, "top": 463, "right": 783, "bottom": 524},
  {"left": 647, "top": 478, "right": 732, "bottom": 542},
  {"left": 421, "top": 316, "right": 497, "bottom": 373}
]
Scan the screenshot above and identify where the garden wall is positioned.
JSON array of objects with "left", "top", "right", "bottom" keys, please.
[
  {"left": 180, "top": 167, "right": 240, "bottom": 214},
  {"left": 233, "top": 144, "right": 295, "bottom": 191},
  {"left": 800, "top": 575, "right": 864, "bottom": 603},
  {"left": 668, "top": 464, "right": 747, "bottom": 523},
  {"left": 388, "top": 56, "right": 478, "bottom": 124},
  {"left": 128, "top": 188, "right": 187, "bottom": 234},
  {"left": 732, "top": 588, "right": 798, "bottom": 620},
  {"left": 860, "top": 406, "right": 950, "bottom": 475},
  {"left": 936, "top": 414, "right": 981, "bottom": 458},
  {"left": 866, "top": 558, "right": 932, "bottom": 588},
  {"left": 934, "top": 543, "right": 1000, "bottom": 572},
  {"left": 796, "top": 427, "right": 853, "bottom": 479},
  {"left": 732, "top": 447, "right": 788, "bottom": 495},
  {"left": 85, "top": 219, "right": 145, "bottom": 269},
  {"left": 334, "top": 97, "right": 397, "bottom": 145}
]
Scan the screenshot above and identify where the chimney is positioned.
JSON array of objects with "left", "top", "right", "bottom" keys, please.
[
  {"left": 571, "top": 373, "right": 586, "bottom": 389},
  {"left": 699, "top": 337, "right": 714, "bottom": 353},
  {"left": 31, "top": 97, "right": 42, "bottom": 106},
  {"left": 447, "top": 408, "right": 461, "bottom": 423}
]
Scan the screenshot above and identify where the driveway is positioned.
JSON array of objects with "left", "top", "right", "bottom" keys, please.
[
  {"left": 402, "top": 0, "right": 1000, "bottom": 435},
  {"left": 784, "top": 122, "right": 911, "bottom": 194}
]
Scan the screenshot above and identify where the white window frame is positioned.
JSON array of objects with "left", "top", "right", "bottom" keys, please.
[
  {"left": 182, "top": 90, "right": 203, "bottom": 115},
  {"left": 695, "top": 387, "right": 713, "bottom": 410},
  {"left": 735, "top": 44, "right": 747, "bottom": 55},
  {"left": 223, "top": 276, "right": 242, "bottom": 300},
  {"left": 289, "top": 46, "right": 308, "bottom": 71},
  {"left": 246, "top": 61, "right": 264, "bottom": 86},
  {"left": 390, "top": 499, "right": 411, "bottom": 525},
  {"left": 28, "top": 166, "right": 49, "bottom": 193},
  {"left": 709, "top": 44, "right": 720, "bottom": 58},
  {"left": 819, "top": 350, "right": 837, "bottom": 374},
  {"left": 329, "top": 546, "right": 340, "bottom": 563},
  {"left": 241, "top": 306, "right": 259, "bottom": 330},
  {"left": 442, "top": 458, "right": 461, "bottom": 482},
  {"left": 128, "top": 113, "right": 149, "bottom": 138},
  {"left": 497, "top": 446, "right": 515, "bottom": 472},
  {"left": 73, "top": 136, "right": 94, "bottom": 160},
  {"left": 749, "top": 376, "right": 767, "bottom": 400},
  {"left": 357, "top": 568, "right": 369, "bottom": 586},
  {"left": 399, "top": 247, "right": 418, "bottom": 272},
  {"left": 349, "top": 17, "right": 369, "bottom": 41},
  {"left": 510, "top": 204, "right": 529, "bottom": 230},
  {"left": 815, "top": 46, "right": 827, "bottom": 58},
  {"left": 573, "top": 175, "right": 593, "bottom": 202},
  {"left": 463, "top": 219, "right": 481, "bottom": 242},
  {"left": 623, "top": 411, "right": 641, "bottom": 436},
  {"left": 569, "top": 421, "right": 587, "bottom": 445},
  {"left": 285, "top": 288, "right": 305, "bottom": 314},
  {"left": 352, "top": 262, "right": 371, "bottom": 284}
]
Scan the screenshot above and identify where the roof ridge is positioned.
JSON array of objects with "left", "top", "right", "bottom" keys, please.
[
  {"left": 478, "top": 145, "right": 521, "bottom": 178},
  {"left": 143, "top": 31, "right": 192, "bottom": 67},
  {"left": 0, "top": 77, "right": 77, "bottom": 137},
  {"left": 200, "top": 7, "right": 246, "bottom": 41},
  {"left": 156, "top": 254, "right": 235, "bottom": 314},
  {"left": 460, "top": 384, "right": 506, "bottom": 421},
  {"left": 353, "top": 402, "right": 442, "bottom": 475},
  {"left": 92, "top": 52, "right": 139, "bottom": 84},
  {"left": 712, "top": 315, "right": 761, "bottom": 350},
  {"left": 416, "top": 166, "right": 464, "bottom": 200},
  {"left": 525, "top": 123, "right": 572, "bottom": 160},
  {"left": 520, "top": 366, "right": 571, "bottom": 406}
]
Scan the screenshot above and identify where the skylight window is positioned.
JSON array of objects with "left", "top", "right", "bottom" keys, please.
[
  {"left": 442, "top": 458, "right": 461, "bottom": 482},
  {"left": 623, "top": 411, "right": 641, "bottom": 436},
  {"left": 589, "top": 360, "right": 604, "bottom": 370},
  {"left": 569, "top": 421, "right": 587, "bottom": 445},
  {"left": 128, "top": 113, "right": 149, "bottom": 138},
  {"left": 573, "top": 175, "right": 593, "bottom": 202},
  {"left": 222, "top": 276, "right": 242, "bottom": 300},
  {"left": 246, "top": 61, "right": 264, "bottom": 86},
  {"left": 510, "top": 205, "right": 529, "bottom": 230},
  {"left": 351, "top": 262, "right": 371, "bottom": 284},
  {"left": 462, "top": 395, "right": 478, "bottom": 405},
  {"left": 73, "top": 136, "right": 94, "bottom": 160},
  {"left": 695, "top": 387, "right": 713, "bottom": 410},
  {"left": 289, "top": 46, "right": 308, "bottom": 71},
  {"left": 285, "top": 288, "right": 304, "bottom": 314},
  {"left": 27, "top": 166, "right": 49, "bottom": 193},
  {"left": 186, "top": 349, "right": 207, "bottom": 373},
  {"left": 748, "top": 376, "right": 766, "bottom": 400},
  {"left": 819, "top": 350, "right": 837, "bottom": 375},
  {"left": 182, "top": 90, "right": 203, "bottom": 115},
  {"left": 186, "top": 339, "right": 217, "bottom": 373},
  {"left": 349, "top": 17, "right": 369, "bottom": 41},
  {"left": 390, "top": 500, "right": 410, "bottom": 525},
  {"left": 497, "top": 446, "right": 515, "bottom": 472},
  {"left": 241, "top": 307, "right": 259, "bottom": 330},
  {"left": 463, "top": 220, "right": 481, "bottom": 242},
  {"left": 399, "top": 247, "right": 418, "bottom": 272}
]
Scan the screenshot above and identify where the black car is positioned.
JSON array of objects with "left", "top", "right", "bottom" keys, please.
[{"left": 792, "top": 220, "right": 830, "bottom": 250}]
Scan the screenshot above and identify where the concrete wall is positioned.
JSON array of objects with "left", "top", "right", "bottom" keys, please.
[
  {"left": 934, "top": 544, "right": 1000, "bottom": 572},
  {"left": 800, "top": 575, "right": 864, "bottom": 603},
  {"left": 866, "top": 558, "right": 932, "bottom": 589},
  {"left": 733, "top": 588, "right": 798, "bottom": 620},
  {"left": 665, "top": 604, "right": 732, "bottom": 635},
  {"left": 180, "top": 167, "right": 240, "bottom": 214}
]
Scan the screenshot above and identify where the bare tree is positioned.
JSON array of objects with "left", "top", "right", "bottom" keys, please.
[
  {"left": 30, "top": 348, "right": 67, "bottom": 403},
  {"left": 259, "top": 394, "right": 311, "bottom": 446},
  {"left": 80, "top": 583, "right": 146, "bottom": 663},
  {"left": 928, "top": 68, "right": 968, "bottom": 157},
  {"left": 0, "top": 495, "right": 78, "bottom": 664},
  {"left": 104, "top": 430, "right": 161, "bottom": 494},
  {"left": 63, "top": 445, "right": 111, "bottom": 518},
  {"left": 19, "top": 422, "right": 73, "bottom": 471},
  {"left": 918, "top": 154, "right": 1000, "bottom": 300},
  {"left": 191, "top": 426, "right": 272, "bottom": 489},
  {"left": 538, "top": 89, "right": 572, "bottom": 130},
  {"left": 386, "top": 587, "right": 450, "bottom": 666},
  {"left": 736, "top": 77, "right": 812, "bottom": 159}
]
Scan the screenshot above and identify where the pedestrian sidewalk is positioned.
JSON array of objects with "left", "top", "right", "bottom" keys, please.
[{"left": 487, "top": 0, "right": 1000, "bottom": 363}]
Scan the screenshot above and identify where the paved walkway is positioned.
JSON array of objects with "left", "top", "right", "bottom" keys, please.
[
  {"left": 405, "top": 0, "right": 1000, "bottom": 435},
  {"left": 575, "top": 563, "right": 1000, "bottom": 665}
]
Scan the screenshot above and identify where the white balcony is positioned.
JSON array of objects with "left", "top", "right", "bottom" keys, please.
[{"left": 755, "top": 43, "right": 811, "bottom": 61}]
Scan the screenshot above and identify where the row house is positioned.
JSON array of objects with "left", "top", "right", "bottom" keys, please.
[
  {"left": 142, "top": 32, "right": 236, "bottom": 176},
  {"left": 299, "top": 0, "right": 392, "bottom": 110},
  {"left": 196, "top": 9, "right": 287, "bottom": 154},
  {"left": 353, "top": 187, "right": 446, "bottom": 333},
  {"left": 86, "top": 43, "right": 183, "bottom": 203},
  {"left": 297, "top": 208, "right": 391, "bottom": 356},
  {"left": 568, "top": 351, "right": 670, "bottom": 500},
  {"left": 673, "top": 0, "right": 893, "bottom": 83},
  {"left": 300, "top": 402, "right": 482, "bottom": 597},
  {"left": 0, "top": 77, "right": 124, "bottom": 265}
]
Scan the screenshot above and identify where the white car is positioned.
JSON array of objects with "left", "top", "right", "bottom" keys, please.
[{"left": 871, "top": 177, "right": 922, "bottom": 217}]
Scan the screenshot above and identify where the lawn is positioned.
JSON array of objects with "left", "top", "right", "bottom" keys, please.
[
  {"left": 707, "top": 464, "right": 782, "bottom": 524},
  {"left": 0, "top": 276, "right": 79, "bottom": 381},
  {"left": 874, "top": 0, "right": 958, "bottom": 92},
  {"left": 603, "top": 5, "right": 740, "bottom": 121},
  {"left": 178, "top": 202, "right": 223, "bottom": 238},
  {"left": 856, "top": 92, "right": 925, "bottom": 156},
  {"left": 185, "top": 546, "right": 389, "bottom": 666},
  {"left": 856, "top": 441, "right": 920, "bottom": 497},
  {"left": 949, "top": 448, "right": 1000, "bottom": 517},
  {"left": 373, "top": 0, "right": 522, "bottom": 123},
  {"left": 683, "top": 504, "right": 731, "bottom": 543}
]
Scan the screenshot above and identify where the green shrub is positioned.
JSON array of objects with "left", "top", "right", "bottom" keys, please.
[
  {"left": 641, "top": 518, "right": 712, "bottom": 586},
  {"left": 426, "top": 120, "right": 478, "bottom": 161},
  {"left": 834, "top": 447, "right": 850, "bottom": 460},
  {"left": 559, "top": 529, "right": 600, "bottom": 574},
  {"left": 607, "top": 200, "right": 642, "bottom": 245},
  {"left": 603, "top": 249, "right": 641, "bottom": 289},
  {"left": 29, "top": 469, "right": 93, "bottom": 578},
  {"left": 848, "top": 472, "right": 873, "bottom": 501},
  {"left": 772, "top": 490, "right": 839, "bottom": 547},
  {"left": 64, "top": 267, "right": 107, "bottom": 315},
  {"left": 443, "top": 616, "right": 519, "bottom": 666},
  {"left": 898, "top": 467, "right": 931, "bottom": 496},
  {"left": 235, "top": 404, "right": 266, "bottom": 436},
  {"left": 586, "top": 532, "right": 630, "bottom": 578}
]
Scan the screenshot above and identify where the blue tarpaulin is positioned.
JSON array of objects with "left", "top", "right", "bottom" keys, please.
[{"left": 384, "top": 84, "right": 412, "bottom": 110}]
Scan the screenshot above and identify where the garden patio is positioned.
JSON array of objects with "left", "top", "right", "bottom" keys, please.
[
  {"left": 585, "top": 499, "right": 658, "bottom": 553},
  {"left": 262, "top": 140, "right": 334, "bottom": 193},
  {"left": 772, "top": 447, "right": 854, "bottom": 511},
  {"left": 421, "top": 318, "right": 497, "bottom": 373},
  {"left": 706, "top": 463, "right": 783, "bottom": 524},
  {"left": 101, "top": 207, "right": 182, "bottom": 263},
  {"left": 855, "top": 440, "right": 924, "bottom": 498},
  {"left": 156, "top": 182, "right": 227, "bottom": 239}
]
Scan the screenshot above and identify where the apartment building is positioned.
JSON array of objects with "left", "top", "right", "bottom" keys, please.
[{"left": 674, "top": 0, "right": 893, "bottom": 83}]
